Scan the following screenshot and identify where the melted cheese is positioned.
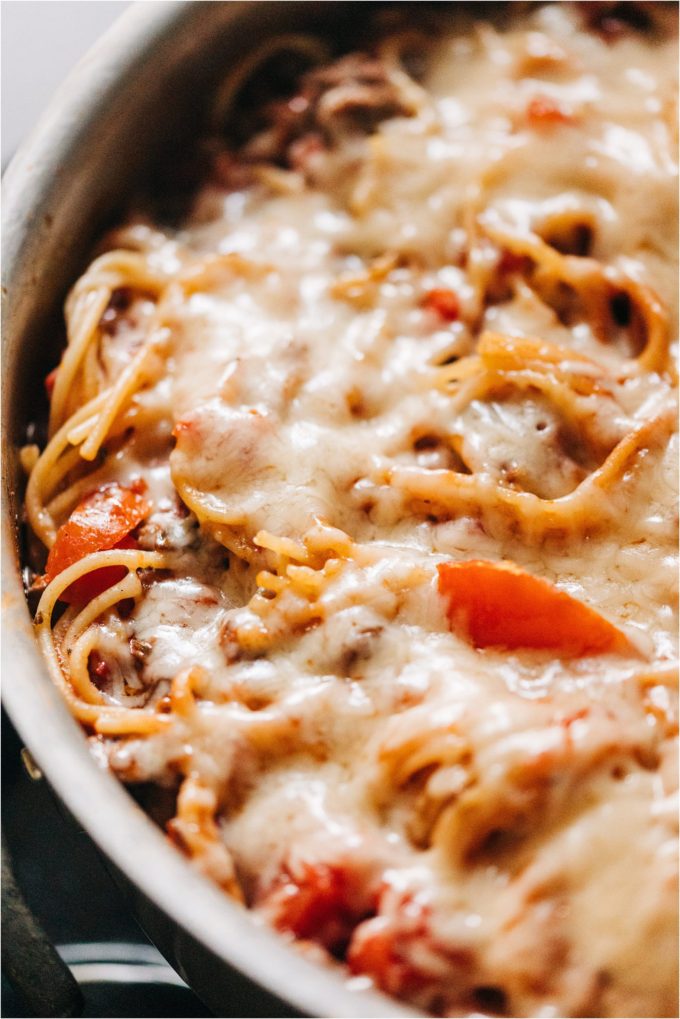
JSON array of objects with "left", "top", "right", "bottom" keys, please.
[{"left": 38, "top": 4, "right": 678, "bottom": 1016}]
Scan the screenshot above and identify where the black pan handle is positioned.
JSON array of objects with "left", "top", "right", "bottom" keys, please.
[{"left": 2, "top": 832, "right": 84, "bottom": 1018}]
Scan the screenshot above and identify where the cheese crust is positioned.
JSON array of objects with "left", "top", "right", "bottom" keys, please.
[{"left": 26, "top": 4, "right": 678, "bottom": 1016}]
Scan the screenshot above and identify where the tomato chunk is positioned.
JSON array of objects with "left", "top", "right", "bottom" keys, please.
[
  {"left": 46, "top": 483, "right": 149, "bottom": 604},
  {"left": 348, "top": 889, "right": 467, "bottom": 1004},
  {"left": 422, "top": 288, "right": 460, "bottom": 322},
  {"left": 527, "top": 96, "right": 573, "bottom": 126},
  {"left": 261, "top": 861, "right": 374, "bottom": 954},
  {"left": 438, "top": 559, "right": 635, "bottom": 657},
  {"left": 349, "top": 915, "right": 430, "bottom": 998}
]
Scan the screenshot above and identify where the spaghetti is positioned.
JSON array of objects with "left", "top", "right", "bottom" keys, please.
[{"left": 23, "top": 4, "right": 678, "bottom": 1017}]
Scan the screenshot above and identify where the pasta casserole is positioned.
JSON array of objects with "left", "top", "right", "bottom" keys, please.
[{"left": 23, "top": 3, "right": 678, "bottom": 1015}]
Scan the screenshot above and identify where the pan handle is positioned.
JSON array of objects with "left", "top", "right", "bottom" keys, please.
[{"left": 1, "top": 832, "right": 84, "bottom": 1018}]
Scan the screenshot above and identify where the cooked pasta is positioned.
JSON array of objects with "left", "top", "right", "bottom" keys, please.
[{"left": 23, "top": 4, "right": 678, "bottom": 1016}]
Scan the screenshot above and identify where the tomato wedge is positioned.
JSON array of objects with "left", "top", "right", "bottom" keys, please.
[
  {"left": 438, "top": 559, "right": 635, "bottom": 657},
  {"left": 46, "top": 482, "right": 150, "bottom": 604}
]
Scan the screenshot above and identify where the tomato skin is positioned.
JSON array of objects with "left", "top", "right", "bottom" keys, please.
[
  {"left": 46, "top": 483, "right": 149, "bottom": 604},
  {"left": 527, "top": 96, "right": 573, "bottom": 126},
  {"left": 422, "top": 288, "right": 460, "bottom": 322},
  {"left": 347, "top": 891, "right": 458, "bottom": 1002},
  {"left": 60, "top": 535, "right": 140, "bottom": 604},
  {"left": 348, "top": 916, "right": 425, "bottom": 997},
  {"left": 265, "top": 863, "right": 355, "bottom": 951},
  {"left": 437, "top": 559, "right": 634, "bottom": 657},
  {"left": 45, "top": 368, "right": 58, "bottom": 399},
  {"left": 261, "top": 861, "right": 378, "bottom": 955}
]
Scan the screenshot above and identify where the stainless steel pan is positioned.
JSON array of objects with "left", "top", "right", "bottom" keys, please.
[{"left": 1, "top": 4, "right": 419, "bottom": 1015}]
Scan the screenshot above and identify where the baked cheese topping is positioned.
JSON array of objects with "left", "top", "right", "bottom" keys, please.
[{"left": 25, "top": 4, "right": 678, "bottom": 1016}]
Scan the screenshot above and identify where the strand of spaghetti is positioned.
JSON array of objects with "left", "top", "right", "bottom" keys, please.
[
  {"left": 65, "top": 390, "right": 166, "bottom": 451},
  {"left": 250, "top": 523, "right": 360, "bottom": 585},
  {"left": 46, "top": 463, "right": 113, "bottom": 521},
  {"left": 255, "top": 571, "right": 288, "bottom": 594},
  {"left": 48, "top": 286, "right": 111, "bottom": 436},
  {"left": 44, "top": 397, "right": 168, "bottom": 523},
  {"left": 432, "top": 348, "right": 612, "bottom": 454},
  {"left": 102, "top": 222, "right": 177, "bottom": 254},
  {"left": 634, "top": 666, "right": 678, "bottom": 688},
  {"left": 19, "top": 444, "right": 40, "bottom": 476},
  {"left": 211, "top": 34, "right": 330, "bottom": 130},
  {"left": 78, "top": 326, "right": 169, "bottom": 462},
  {"left": 25, "top": 392, "right": 110, "bottom": 547},
  {"left": 473, "top": 331, "right": 606, "bottom": 383},
  {"left": 65, "top": 413, "right": 102, "bottom": 448},
  {"left": 63, "top": 571, "right": 143, "bottom": 652},
  {"left": 438, "top": 362, "right": 622, "bottom": 455},
  {"left": 82, "top": 335, "right": 105, "bottom": 405},
  {"left": 65, "top": 248, "right": 170, "bottom": 305},
  {"left": 36, "top": 548, "right": 166, "bottom": 625},
  {"left": 36, "top": 549, "right": 166, "bottom": 628},
  {"left": 330, "top": 253, "right": 398, "bottom": 303},
  {"left": 349, "top": 135, "right": 391, "bottom": 217},
  {"left": 442, "top": 365, "right": 591, "bottom": 418},
  {"left": 611, "top": 271, "right": 671, "bottom": 374},
  {"left": 303, "top": 518, "right": 358, "bottom": 559},
  {"left": 388, "top": 409, "right": 675, "bottom": 538},
  {"left": 385, "top": 65, "right": 432, "bottom": 119},
  {"left": 30, "top": 446, "right": 87, "bottom": 531},
  {"left": 51, "top": 602, "right": 77, "bottom": 639},
  {"left": 170, "top": 666, "right": 207, "bottom": 718},
  {"left": 376, "top": 703, "right": 469, "bottom": 790},
  {"left": 34, "top": 549, "right": 169, "bottom": 733},
  {"left": 253, "top": 530, "right": 311, "bottom": 564},
  {"left": 375, "top": 31, "right": 437, "bottom": 120},
  {"left": 169, "top": 771, "right": 244, "bottom": 900},
  {"left": 177, "top": 251, "right": 272, "bottom": 294},
  {"left": 67, "top": 628, "right": 110, "bottom": 705},
  {"left": 172, "top": 479, "right": 247, "bottom": 529},
  {"left": 482, "top": 224, "right": 671, "bottom": 373},
  {"left": 94, "top": 714, "right": 173, "bottom": 736},
  {"left": 252, "top": 164, "right": 305, "bottom": 195},
  {"left": 51, "top": 250, "right": 169, "bottom": 434}
]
